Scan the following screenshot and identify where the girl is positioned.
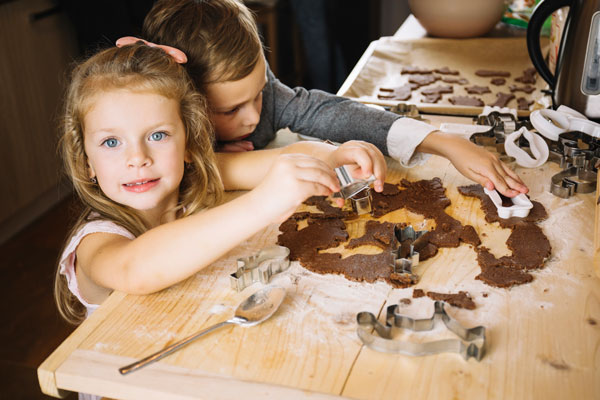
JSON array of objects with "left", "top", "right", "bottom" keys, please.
[{"left": 55, "top": 42, "right": 386, "bottom": 325}]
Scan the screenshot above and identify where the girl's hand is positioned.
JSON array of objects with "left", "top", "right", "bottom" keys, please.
[
  {"left": 326, "top": 141, "right": 387, "bottom": 193},
  {"left": 253, "top": 153, "right": 341, "bottom": 222},
  {"left": 419, "top": 132, "right": 528, "bottom": 197}
]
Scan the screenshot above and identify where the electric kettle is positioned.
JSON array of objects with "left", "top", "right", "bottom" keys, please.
[{"left": 527, "top": 0, "right": 600, "bottom": 120}]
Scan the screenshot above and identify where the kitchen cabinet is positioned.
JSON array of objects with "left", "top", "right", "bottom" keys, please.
[{"left": 0, "top": 0, "right": 78, "bottom": 243}]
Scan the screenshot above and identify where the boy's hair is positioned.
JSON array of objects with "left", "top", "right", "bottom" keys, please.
[
  {"left": 56, "top": 43, "right": 223, "bottom": 324},
  {"left": 143, "top": 0, "right": 263, "bottom": 89}
]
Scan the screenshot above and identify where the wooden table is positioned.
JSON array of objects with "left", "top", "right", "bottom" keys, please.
[{"left": 38, "top": 116, "right": 599, "bottom": 399}]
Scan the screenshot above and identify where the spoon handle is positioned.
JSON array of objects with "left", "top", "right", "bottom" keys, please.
[{"left": 119, "top": 320, "right": 231, "bottom": 375}]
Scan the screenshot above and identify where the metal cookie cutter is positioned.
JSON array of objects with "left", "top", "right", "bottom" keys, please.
[
  {"left": 356, "top": 301, "right": 486, "bottom": 361},
  {"left": 471, "top": 111, "right": 531, "bottom": 153},
  {"left": 230, "top": 245, "right": 290, "bottom": 291},
  {"left": 548, "top": 130, "right": 599, "bottom": 198},
  {"left": 334, "top": 165, "right": 375, "bottom": 215},
  {"left": 483, "top": 187, "right": 533, "bottom": 218},
  {"left": 392, "top": 225, "right": 429, "bottom": 280}
]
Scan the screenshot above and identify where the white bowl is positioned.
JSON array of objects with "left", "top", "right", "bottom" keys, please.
[{"left": 408, "top": 0, "right": 507, "bottom": 38}]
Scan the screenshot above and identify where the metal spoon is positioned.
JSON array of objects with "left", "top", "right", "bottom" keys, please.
[{"left": 119, "top": 285, "right": 286, "bottom": 375}]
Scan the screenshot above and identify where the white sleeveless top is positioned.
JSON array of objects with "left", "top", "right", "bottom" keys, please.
[{"left": 59, "top": 219, "right": 135, "bottom": 317}]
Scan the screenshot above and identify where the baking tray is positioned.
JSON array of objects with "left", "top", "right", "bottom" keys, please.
[{"left": 337, "top": 37, "right": 551, "bottom": 117}]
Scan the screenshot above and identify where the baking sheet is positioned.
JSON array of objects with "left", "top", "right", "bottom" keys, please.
[{"left": 337, "top": 37, "right": 551, "bottom": 117}]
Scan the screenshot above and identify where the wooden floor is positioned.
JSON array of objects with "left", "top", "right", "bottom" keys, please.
[{"left": 1, "top": 196, "right": 79, "bottom": 399}]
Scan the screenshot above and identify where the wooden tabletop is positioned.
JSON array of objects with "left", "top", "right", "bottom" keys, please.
[{"left": 38, "top": 119, "right": 599, "bottom": 399}]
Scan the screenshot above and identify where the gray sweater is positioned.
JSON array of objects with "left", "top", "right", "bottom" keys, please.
[{"left": 247, "top": 66, "right": 402, "bottom": 157}]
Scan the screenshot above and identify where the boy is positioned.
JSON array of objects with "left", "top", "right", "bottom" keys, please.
[{"left": 121, "top": 0, "right": 527, "bottom": 197}]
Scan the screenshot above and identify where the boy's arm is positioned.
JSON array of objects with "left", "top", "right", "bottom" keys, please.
[{"left": 251, "top": 65, "right": 434, "bottom": 166}]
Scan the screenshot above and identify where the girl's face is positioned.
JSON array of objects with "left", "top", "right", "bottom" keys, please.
[
  {"left": 206, "top": 56, "right": 267, "bottom": 143},
  {"left": 83, "top": 89, "right": 187, "bottom": 222}
]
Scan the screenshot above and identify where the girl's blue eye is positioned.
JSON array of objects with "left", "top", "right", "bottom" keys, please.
[
  {"left": 103, "top": 138, "right": 119, "bottom": 148},
  {"left": 150, "top": 131, "right": 167, "bottom": 141}
]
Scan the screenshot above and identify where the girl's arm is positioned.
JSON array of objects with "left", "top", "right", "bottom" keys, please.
[{"left": 217, "top": 140, "right": 386, "bottom": 192}]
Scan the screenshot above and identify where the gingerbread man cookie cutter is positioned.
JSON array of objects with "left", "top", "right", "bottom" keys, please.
[
  {"left": 356, "top": 301, "right": 486, "bottom": 361},
  {"left": 334, "top": 165, "right": 375, "bottom": 215},
  {"left": 230, "top": 245, "right": 290, "bottom": 291}
]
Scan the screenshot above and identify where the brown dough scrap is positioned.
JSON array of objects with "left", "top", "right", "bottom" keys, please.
[
  {"left": 476, "top": 248, "right": 534, "bottom": 287},
  {"left": 408, "top": 74, "right": 441, "bottom": 87},
  {"left": 465, "top": 85, "right": 491, "bottom": 95},
  {"left": 491, "top": 78, "right": 506, "bottom": 85},
  {"left": 402, "top": 66, "right": 433, "bottom": 74},
  {"left": 449, "top": 96, "right": 484, "bottom": 107},
  {"left": 426, "top": 291, "right": 476, "bottom": 310},
  {"left": 413, "top": 288, "right": 426, "bottom": 298},
  {"left": 442, "top": 76, "right": 469, "bottom": 84},
  {"left": 490, "top": 92, "right": 515, "bottom": 107},
  {"left": 517, "top": 97, "right": 534, "bottom": 110},
  {"left": 346, "top": 220, "right": 397, "bottom": 250},
  {"left": 434, "top": 66, "right": 459, "bottom": 75},
  {"left": 515, "top": 67, "right": 537, "bottom": 84},
  {"left": 509, "top": 84, "right": 536, "bottom": 94},
  {"left": 475, "top": 69, "right": 511, "bottom": 77},
  {"left": 460, "top": 225, "right": 481, "bottom": 247},
  {"left": 378, "top": 84, "right": 413, "bottom": 101},
  {"left": 277, "top": 217, "right": 348, "bottom": 260},
  {"left": 476, "top": 266, "right": 534, "bottom": 288},
  {"left": 304, "top": 196, "right": 355, "bottom": 220}
]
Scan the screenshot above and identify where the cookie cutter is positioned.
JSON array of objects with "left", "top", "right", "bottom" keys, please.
[
  {"left": 471, "top": 111, "right": 531, "bottom": 153},
  {"left": 388, "top": 103, "right": 426, "bottom": 121},
  {"left": 547, "top": 130, "right": 599, "bottom": 198},
  {"left": 356, "top": 301, "right": 486, "bottom": 361},
  {"left": 230, "top": 245, "right": 290, "bottom": 291},
  {"left": 392, "top": 225, "right": 429, "bottom": 277},
  {"left": 483, "top": 187, "right": 533, "bottom": 218},
  {"left": 334, "top": 165, "right": 375, "bottom": 215},
  {"left": 550, "top": 166, "right": 598, "bottom": 198}
]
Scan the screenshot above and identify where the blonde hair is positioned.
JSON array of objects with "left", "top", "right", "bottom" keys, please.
[
  {"left": 55, "top": 43, "right": 223, "bottom": 324},
  {"left": 143, "top": 0, "right": 263, "bottom": 89}
]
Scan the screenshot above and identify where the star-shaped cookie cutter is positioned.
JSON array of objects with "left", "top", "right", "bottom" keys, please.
[
  {"left": 229, "top": 245, "right": 290, "bottom": 291},
  {"left": 356, "top": 301, "right": 486, "bottom": 361}
]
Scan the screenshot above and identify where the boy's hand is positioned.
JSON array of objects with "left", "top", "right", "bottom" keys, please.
[
  {"left": 419, "top": 132, "right": 528, "bottom": 197},
  {"left": 254, "top": 154, "right": 340, "bottom": 222},
  {"left": 327, "top": 141, "right": 387, "bottom": 193}
]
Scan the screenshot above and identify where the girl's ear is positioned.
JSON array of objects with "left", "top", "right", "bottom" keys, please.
[
  {"left": 184, "top": 150, "right": 192, "bottom": 164},
  {"left": 87, "top": 159, "right": 96, "bottom": 180}
]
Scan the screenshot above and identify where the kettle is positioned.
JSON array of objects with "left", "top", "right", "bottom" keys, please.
[{"left": 527, "top": 0, "right": 600, "bottom": 120}]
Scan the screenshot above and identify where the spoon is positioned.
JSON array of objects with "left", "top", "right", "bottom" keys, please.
[{"left": 119, "top": 285, "right": 286, "bottom": 375}]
